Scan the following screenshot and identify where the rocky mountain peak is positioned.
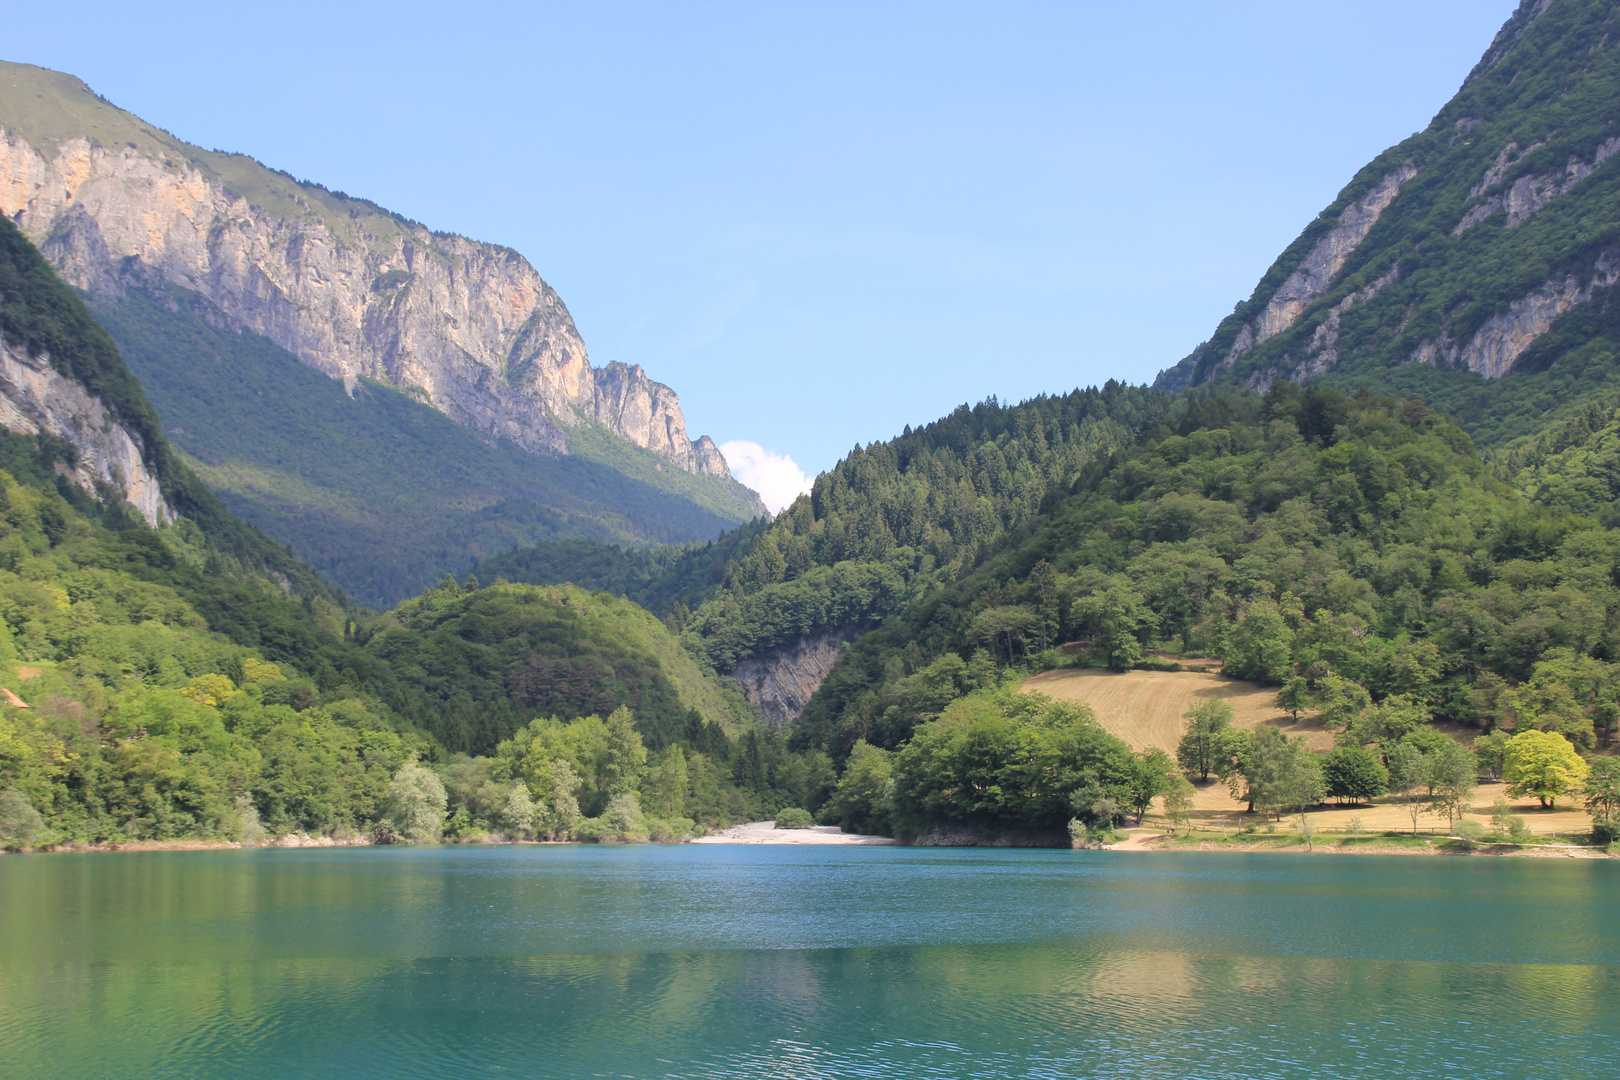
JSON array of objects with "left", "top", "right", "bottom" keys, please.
[{"left": 0, "top": 60, "right": 750, "bottom": 496}]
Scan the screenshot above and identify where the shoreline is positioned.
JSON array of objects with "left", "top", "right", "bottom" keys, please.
[
  {"left": 1106, "top": 829, "right": 1614, "bottom": 859},
  {"left": 691, "top": 822, "right": 898, "bottom": 845}
]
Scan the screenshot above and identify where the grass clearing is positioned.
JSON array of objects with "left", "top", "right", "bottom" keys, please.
[{"left": 1023, "top": 667, "right": 1333, "bottom": 754}]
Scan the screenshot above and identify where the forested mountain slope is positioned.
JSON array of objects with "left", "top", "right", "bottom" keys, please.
[
  {"left": 0, "top": 223, "right": 813, "bottom": 847},
  {"left": 803, "top": 383, "right": 1620, "bottom": 841},
  {"left": 90, "top": 285, "right": 759, "bottom": 607},
  {"left": 482, "top": 386, "right": 1171, "bottom": 724},
  {"left": 1156, "top": 0, "right": 1620, "bottom": 450},
  {"left": 798, "top": 386, "right": 1620, "bottom": 834},
  {"left": 0, "top": 60, "right": 764, "bottom": 606}
]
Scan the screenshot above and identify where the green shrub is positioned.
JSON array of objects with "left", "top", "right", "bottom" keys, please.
[{"left": 774, "top": 807, "right": 814, "bottom": 829}]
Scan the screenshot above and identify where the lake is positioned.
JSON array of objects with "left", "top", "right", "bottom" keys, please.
[{"left": 1, "top": 845, "right": 1617, "bottom": 1078}]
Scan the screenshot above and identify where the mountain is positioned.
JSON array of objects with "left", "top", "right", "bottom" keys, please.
[
  {"left": 0, "top": 218, "right": 820, "bottom": 846},
  {"left": 0, "top": 60, "right": 765, "bottom": 606},
  {"left": 1156, "top": 0, "right": 1620, "bottom": 449},
  {"left": 479, "top": 387, "right": 1171, "bottom": 725}
]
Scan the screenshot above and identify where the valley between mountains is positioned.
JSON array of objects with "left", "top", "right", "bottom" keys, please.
[{"left": 3, "top": 0, "right": 1620, "bottom": 854}]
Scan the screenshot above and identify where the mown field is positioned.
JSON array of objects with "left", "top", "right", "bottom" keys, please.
[{"left": 1023, "top": 668, "right": 1594, "bottom": 838}]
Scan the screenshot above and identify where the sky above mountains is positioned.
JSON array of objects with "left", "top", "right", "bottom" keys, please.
[{"left": 10, "top": 1, "right": 1515, "bottom": 498}]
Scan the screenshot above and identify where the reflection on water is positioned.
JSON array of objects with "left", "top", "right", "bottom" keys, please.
[{"left": 1, "top": 846, "right": 1617, "bottom": 1078}]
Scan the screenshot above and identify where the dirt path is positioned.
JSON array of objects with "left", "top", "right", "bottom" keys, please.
[{"left": 1023, "top": 668, "right": 1334, "bottom": 753}]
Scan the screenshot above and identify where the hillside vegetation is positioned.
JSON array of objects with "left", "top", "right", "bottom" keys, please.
[
  {"left": 0, "top": 228, "right": 813, "bottom": 848},
  {"left": 1159, "top": 0, "right": 1620, "bottom": 451},
  {"left": 89, "top": 284, "right": 760, "bottom": 608}
]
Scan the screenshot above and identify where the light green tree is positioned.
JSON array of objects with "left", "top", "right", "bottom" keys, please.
[
  {"left": 535, "top": 760, "right": 583, "bottom": 839},
  {"left": 1161, "top": 777, "right": 1196, "bottom": 836},
  {"left": 603, "top": 707, "right": 648, "bottom": 795},
  {"left": 1275, "top": 676, "right": 1309, "bottom": 721},
  {"left": 823, "top": 739, "right": 894, "bottom": 835},
  {"left": 383, "top": 759, "right": 448, "bottom": 843},
  {"left": 1125, "top": 748, "right": 1175, "bottom": 824},
  {"left": 500, "top": 783, "right": 536, "bottom": 838},
  {"left": 0, "top": 788, "right": 45, "bottom": 846},
  {"left": 1177, "top": 699, "right": 1235, "bottom": 781},
  {"left": 1386, "top": 742, "right": 1427, "bottom": 835},
  {"left": 1424, "top": 738, "right": 1476, "bottom": 829},
  {"left": 1503, "top": 729, "right": 1589, "bottom": 809},
  {"left": 1317, "top": 675, "right": 1372, "bottom": 732},
  {"left": 646, "top": 744, "right": 690, "bottom": 817},
  {"left": 1223, "top": 600, "right": 1293, "bottom": 684}
]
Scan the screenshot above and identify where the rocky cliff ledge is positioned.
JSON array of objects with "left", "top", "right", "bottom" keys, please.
[
  {"left": 731, "top": 629, "right": 853, "bottom": 727},
  {"left": 0, "top": 62, "right": 734, "bottom": 482},
  {"left": 0, "top": 333, "right": 173, "bottom": 526}
]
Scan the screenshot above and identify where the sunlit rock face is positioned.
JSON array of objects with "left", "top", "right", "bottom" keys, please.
[{"left": 0, "top": 62, "right": 730, "bottom": 479}]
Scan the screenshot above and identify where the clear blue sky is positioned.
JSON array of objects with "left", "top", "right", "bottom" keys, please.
[{"left": 8, "top": 1, "right": 1516, "bottom": 502}]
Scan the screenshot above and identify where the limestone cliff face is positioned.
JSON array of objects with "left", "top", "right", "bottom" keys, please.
[
  {"left": 0, "top": 334, "right": 173, "bottom": 526},
  {"left": 1411, "top": 249, "right": 1620, "bottom": 378},
  {"left": 730, "top": 629, "right": 853, "bottom": 727},
  {"left": 0, "top": 63, "right": 733, "bottom": 480},
  {"left": 1225, "top": 165, "right": 1417, "bottom": 368},
  {"left": 1158, "top": 0, "right": 1620, "bottom": 401}
]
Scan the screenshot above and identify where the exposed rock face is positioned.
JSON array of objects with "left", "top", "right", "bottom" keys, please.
[
  {"left": 1159, "top": 1, "right": 1620, "bottom": 401},
  {"left": 0, "top": 334, "right": 173, "bottom": 525},
  {"left": 731, "top": 629, "right": 853, "bottom": 727},
  {"left": 1411, "top": 249, "right": 1620, "bottom": 378},
  {"left": 0, "top": 63, "right": 733, "bottom": 480},
  {"left": 1227, "top": 165, "right": 1417, "bottom": 366},
  {"left": 1455, "top": 136, "right": 1620, "bottom": 235}
]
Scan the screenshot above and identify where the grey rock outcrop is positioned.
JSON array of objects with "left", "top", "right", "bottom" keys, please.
[
  {"left": 0, "top": 62, "right": 735, "bottom": 481},
  {"left": 0, "top": 334, "right": 173, "bottom": 526},
  {"left": 1226, "top": 165, "right": 1417, "bottom": 367},
  {"left": 1410, "top": 249, "right": 1620, "bottom": 378},
  {"left": 731, "top": 629, "right": 854, "bottom": 727}
]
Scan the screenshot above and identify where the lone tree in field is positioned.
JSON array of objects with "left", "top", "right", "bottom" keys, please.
[
  {"left": 1126, "top": 748, "right": 1176, "bottom": 824},
  {"left": 1386, "top": 742, "right": 1428, "bottom": 836},
  {"left": 1162, "top": 777, "right": 1196, "bottom": 836},
  {"left": 1425, "top": 738, "right": 1477, "bottom": 829},
  {"left": 1177, "top": 699, "right": 1235, "bottom": 781},
  {"left": 1321, "top": 744, "right": 1387, "bottom": 805},
  {"left": 1275, "top": 676, "right": 1309, "bottom": 721},
  {"left": 1503, "top": 729, "right": 1589, "bottom": 809}
]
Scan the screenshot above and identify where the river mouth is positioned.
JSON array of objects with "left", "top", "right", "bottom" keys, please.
[{"left": 3, "top": 846, "right": 1618, "bottom": 1078}]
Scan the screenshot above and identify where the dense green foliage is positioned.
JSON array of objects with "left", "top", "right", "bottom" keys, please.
[
  {"left": 468, "top": 520, "right": 772, "bottom": 618},
  {"left": 1159, "top": 0, "right": 1620, "bottom": 451},
  {"left": 359, "top": 578, "right": 757, "bottom": 755},
  {"left": 88, "top": 283, "right": 759, "bottom": 608},
  {"left": 0, "top": 471, "right": 816, "bottom": 844},
  {"left": 0, "top": 231, "right": 813, "bottom": 847},
  {"left": 671, "top": 386, "right": 1168, "bottom": 669},
  {"left": 793, "top": 387, "right": 1620, "bottom": 780}
]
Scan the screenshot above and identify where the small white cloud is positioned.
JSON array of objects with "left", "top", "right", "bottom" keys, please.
[{"left": 720, "top": 440, "right": 814, "bottom": 515}]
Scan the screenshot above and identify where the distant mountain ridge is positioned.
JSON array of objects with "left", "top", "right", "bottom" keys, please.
[
  {"left": 1156, "top": 0, "right": 1620, "bottom": 447},
  {"left": 0, "top": 61, "right": 749, "bottom": 488}
]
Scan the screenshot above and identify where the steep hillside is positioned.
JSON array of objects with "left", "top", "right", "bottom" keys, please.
[
  {"left": 0, "top": 220, "right": 814, "bottom": 846},
  {"left": 1156, "top": 0, "right": 1620, "bottom": 449},
  {"left": 87, "top": 283, "right": 758, "bottom": 607},
  {"left": 482, "top": 386, "right": 1171, "bottom": 725},
  {"left": 0, "top": 60, "right": 765, "bottom": 604},
  {"left": 795, "top": 387, "right": 1620, "bottom": 775}
]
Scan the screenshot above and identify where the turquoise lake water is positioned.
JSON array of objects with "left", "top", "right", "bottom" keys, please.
[{"left": 1, "top": 845, "right": 1617, "bottom": 1078}]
